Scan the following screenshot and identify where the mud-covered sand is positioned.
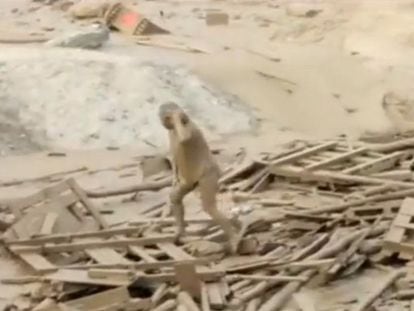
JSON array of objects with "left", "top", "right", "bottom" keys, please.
[
  {"left": 0, "top": 0, "right": 414, "bottom": 308},
  {"left": 0, "top": 0, "right": 414, "bottom": 155}
]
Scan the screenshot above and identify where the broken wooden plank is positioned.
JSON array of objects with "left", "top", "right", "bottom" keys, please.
[
  {"left": 45, "top": 269, "right": 133, "bottom": 286},
  {"left": 369, "top": 137, "right": 414, "bottom": 153},
  {"left": 206, "top": 282, "right": 227, "bottom": 309},
  {"left": 174, "top": 262, "right": 202, "bottom": 298},
  {"left": 201, "top": 283, "right": 210, "bottom": 311},
  {"left": 85, "top": 248, "right": 131, "bottom": 265},
  {"left": 270, "top": 141, "right": 337, "bottom": 166},
  {"left": 151, "top": 284, "right": 168, "bottom": 306},
  {"left": 11, "top": 234, "right": 176, "bottom": 254},
  {"left": 351, "top": 270, "right": 406, "bottom": 311},
  {"left": 383, "top": 198, "right": 414, "bottom": 258},
  {"left": 347, "top": 200, "right": 400, "bottom": 221},
  {"left": 177, "top": 291, "right": 201, "bottom": 311},
  {"left": 258, "top": 269, "right": 315, "bottom": 311},
  {"left": 290, "top": 234, "right": 330, "bottom": 262},
  {"left": 67, "top": 178, "right": 109, "bottom": 229},
  {"left": 372, "top": 169, "right": 412, "bottom": 181},
  {"left": 129, "top": 216, "right": 212, "bottom": 227},
  {"left": 85, "top": 177, "right": 172, "bottom": 198},
  {"left": 270, "top": 165, "right": 414, "bottom": 188},
  {"left": 7, "top": 226, "right": 145, "bottom": 245},
  {"left": 40, "top": 212, "right": 58, "bottom": 236},
  {"left": 64, "top": 257, "right": 211, "bottom": 271},
  {"left": 226, "top": 274, "right": 308, "bottom": 282},
  {"left": 307, "top": 187, "right": 414, "bottom": 215},
  {"left": 4, "top": 192, "right": 83, "bottom": 241},
  {"left": 342, "top": 151, "right": 408, "bottom": 175},
  {"left": 322, "top": 216, "right": 382, "bottom": 283},
  {"left": 219, "top": 160, "right": 261, "bottom": 184},
  {"left": 87, "top": 268, "right": 224, "bottom": 283},
  {"left": 65, "top": 286, "right": 130, "bottom": 310},
  {"left": 6, "top": 181, "right": 71, "bottom": 218},
  {"left": 152, "top": 299, "right": 176, "bottom": 311},
  {"left": 0, "top": 167, "right": 87, "bottom": 188},
  {"left": 245, "top": 298, "right": 261, "bottom": 311},
  {"left": 18, "top": 252, "right": 57, "bottom": 273},
  {"left": 305, "top": 147, "right": 367, "bottom": 171},
  {"left": 128, "top": 246, "right": 158, "bottom": 263},
  {"left": 157, "top": 242, "right": 194, "bottom": 260}
]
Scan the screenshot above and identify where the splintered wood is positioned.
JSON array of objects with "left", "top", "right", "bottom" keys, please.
[
  {"left": 1, "top": 136, "right": 414, "bottom": 311},
  {"left": 383, "top": 197, "right": 414, "bottom": 259}
]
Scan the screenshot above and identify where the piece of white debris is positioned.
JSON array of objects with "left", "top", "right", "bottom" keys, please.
[{"left": 45, "top": 23, "right": 110, "bottom": 49}]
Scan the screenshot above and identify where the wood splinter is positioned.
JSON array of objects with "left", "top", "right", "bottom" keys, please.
[{"left": 351, "top": 270, "right": 406, "bottom": 311}]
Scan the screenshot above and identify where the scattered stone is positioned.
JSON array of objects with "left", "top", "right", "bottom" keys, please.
[
  {"left": 42, "top": 26, "right": 55, "bottom": 32},
  {"left": 183, "top": 240, "right": 224, "bottom": 257},
  {"left": 53, "top": 1, "right": 74, "bottom": 11},
  {"left": 45, "top": 24, "right": 110, "bottom": 49},
  {"left": 68, "top": 0, "right": 117, "bottom": 19},
  {"left": 285, "top": 3, "right": 322, "bottom": 18},
  {"left": 205, "top": 12, "right": 229, "bottom": 26}
]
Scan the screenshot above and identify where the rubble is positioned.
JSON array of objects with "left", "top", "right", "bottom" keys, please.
[
  {"left": 285, "top": 3, "right": 323, "bottom": 18},
  {"left": 68, "top": 0, "right": 116, "bottom": 19},
  {"left": 45, "top": 23, "right": 110, "bottom": 49},
  {"left": 1, "top": 136, "right": 414, "bottom": 310},
  {"left": 103, "top": 3, "right": 169, "bottom": 36},
  {"left": 205, "top": 12, "right": 229, "bottom": 26}
]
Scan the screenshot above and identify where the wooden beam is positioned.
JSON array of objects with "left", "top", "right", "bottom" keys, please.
[
  {"left": 129, "top": 217, "right": 212, "bottom": 227},
  {"left": 305, "top": 147, "right": 367, "bottom": 171},
  {"left": 342, "top": 151, "right": 408, "bottom": 175},
  {"left": 6, "top": 226, "right": 145, "bottom": 246},
  {"left": 11, "top": 235, "right": 175, "bottom": 254},
  {"left": 67, "top": 178, "right": 109, "bottom": 229},
  {"left": 270, "top": 165, "right": 414, "bottom": 188},
  {"left": 62, "top": 258, "right": 212, "bottom": 270},
  {"left": 270, "top": 141, "right": 337, "bottom": 166}
]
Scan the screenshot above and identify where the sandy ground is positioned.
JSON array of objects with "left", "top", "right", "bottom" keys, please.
[
  {"left": 0, "top": 0, "right": 414, "bottom": 308},
  {"left": 0, "top": 0, "right": 414, "bottom": 156}
]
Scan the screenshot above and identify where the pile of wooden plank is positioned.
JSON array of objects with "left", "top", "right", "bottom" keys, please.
[{"left": 2, "top": 136, "right": 414, "bottom": 310}]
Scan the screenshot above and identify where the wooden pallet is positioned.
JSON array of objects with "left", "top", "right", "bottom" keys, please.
[
  {"left": 383, "top": 198, "right": 414, "bottom": 259},
  {"left": 267, "top": 140, "right": 413, "bottom": 188},
  {"left": 346, "top": 200, "right": 402, "bottom": 221}
]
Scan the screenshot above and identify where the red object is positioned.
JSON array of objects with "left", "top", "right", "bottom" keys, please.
[{"left": 121, "top": 12, "right": 140, "bottom": 27}]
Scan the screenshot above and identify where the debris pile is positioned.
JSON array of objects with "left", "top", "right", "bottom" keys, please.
[{"left": 2, "top": 136, "right": 414, "bottom": 310}]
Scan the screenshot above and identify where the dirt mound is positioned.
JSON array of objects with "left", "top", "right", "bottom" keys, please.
[{"left": 0, "top": 47, "right": 257, "bottom": 152}]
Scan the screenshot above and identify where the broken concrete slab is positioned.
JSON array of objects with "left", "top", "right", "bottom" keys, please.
[{"left": 45, "top": 24, "right": 110, "bottom": 49}]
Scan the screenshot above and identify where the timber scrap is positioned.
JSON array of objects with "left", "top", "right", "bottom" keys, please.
[{"left": 1, "top": 136, "right": 414, "bottom": 310}]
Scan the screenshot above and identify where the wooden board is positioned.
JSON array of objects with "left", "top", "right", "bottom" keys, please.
[
  {"left": 7, "top": 181, "right": 70, "bottom": 217},
  {"left": 270, "top": 165, "right": 414, "bottom": 188},
  {"left": 18, "top": 252, "right": 57, "bottom": 273},
  {"left": 8, "top": 226, "right": 145, "bottom": 246},
  {"left": 383, "top": 198, "right": 414, "bottom": 258},
  {"left": 67, "top": 178, "right": 109, "bottom": 229},
  {"left": 86, "top": 248, "right": 131, "bottom": 265},
  {"left": 44, "top": 269, "right": 133, "bottom": 286},
  {"left": 11, "top": 234, "right": 175, "bottom": 254},
  {"left": 342, "top": 151, "right": 408, "bottom": 175},
  {"left": 305, "top": 147, "right": 367, "bottom": 171},
  {"left": 175, "top": 262, "right": 202, "bottom": 298},
  {"left": 40, "top": 212, "right": 58, "bottom": 235},
  {"left": 270, "top": 141, "right": 337, "bottom": 166}
]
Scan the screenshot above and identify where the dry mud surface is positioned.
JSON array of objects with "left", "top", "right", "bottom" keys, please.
[
  {"left": 0, "top": 47, "right": 257, "bottom": 153},
  {"left": 0, "top": 0, "right": 414, "bottom": 155},
  {"left": 0, "top": 0, "right": 414, "bottom": 309}
]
